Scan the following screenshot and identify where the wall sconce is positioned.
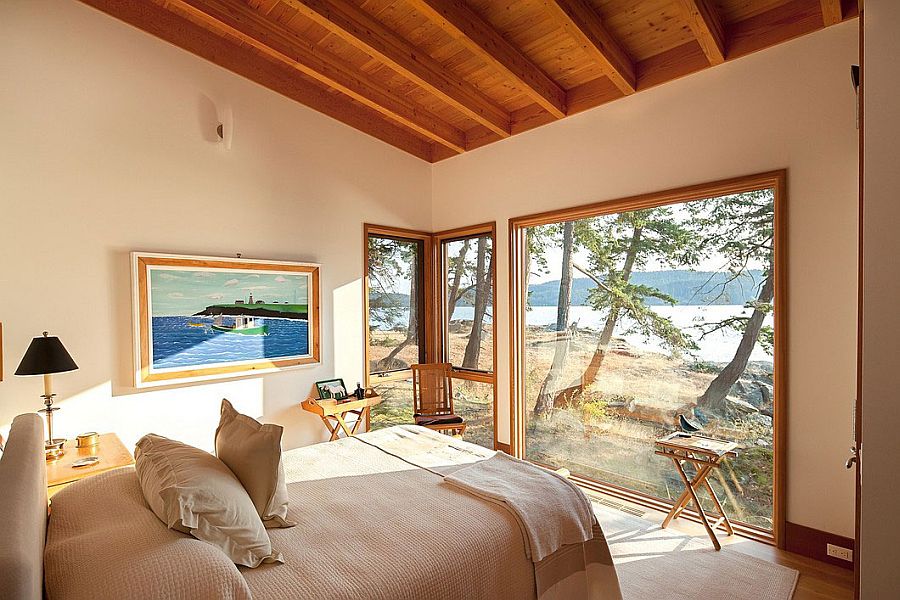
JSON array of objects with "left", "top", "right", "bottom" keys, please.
[{"left": 217, "top": 105, "right": 234, "bottom": 150}]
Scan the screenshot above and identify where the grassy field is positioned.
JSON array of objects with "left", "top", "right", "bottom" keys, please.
[{"left": 523, "top": 326, "right": 774, "bottom": 529}]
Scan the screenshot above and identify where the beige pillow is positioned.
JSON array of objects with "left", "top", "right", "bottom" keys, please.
[
  {"left": 215, "top": 399, "right": 294, "bottom": 528},
  {"left": 134, "top": 433, "right": 282, "bottom": 568}
]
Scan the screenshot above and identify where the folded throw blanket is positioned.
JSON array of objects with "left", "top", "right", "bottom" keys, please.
[{"left": 444, "top": 452, "right": 594, "bottom": 562}]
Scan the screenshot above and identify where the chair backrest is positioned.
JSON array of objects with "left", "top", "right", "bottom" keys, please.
[
  {"left": 411, "top": 363, "right": 454, "bottom": 416},
  {"left": 0, "top": 413, "right": 48, "bottom": 600}
]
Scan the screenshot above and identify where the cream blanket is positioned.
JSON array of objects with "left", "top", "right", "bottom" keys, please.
[{"left": 443, "top": 451, "right": 594, "bottom": 561}]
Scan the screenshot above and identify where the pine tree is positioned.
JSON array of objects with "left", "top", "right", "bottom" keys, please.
[
  {"left": 688, "top": 189, "right": 776, "bottom": 413},
  {"left": 462, "top": 236, "right": 493, "bottom": 369},
  {"left": 368, "top": 237, "right": 422, "bottom": 372},
  {"left": 576, "top": 207, "right": 700, "bottom": 389},
  {"left": 533, "top": 221, "right": 576, "bottom": 417}
]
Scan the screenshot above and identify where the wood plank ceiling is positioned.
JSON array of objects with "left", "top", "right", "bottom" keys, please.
[{"left": 79, "top": 0, "right": 858, "bottom": 162}]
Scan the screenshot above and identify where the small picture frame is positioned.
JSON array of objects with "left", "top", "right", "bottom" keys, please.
[{"left": 316, "top": 378, "right": 348, "bottom": 400}]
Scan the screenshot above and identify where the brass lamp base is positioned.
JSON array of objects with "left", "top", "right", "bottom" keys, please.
[{"left": 45, "top": 438, "right": 66, "bottom": 461}]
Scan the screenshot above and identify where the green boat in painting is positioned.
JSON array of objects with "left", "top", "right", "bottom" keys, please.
[{"left": 211, "top": 316, "right": 269, "bottom": 336}]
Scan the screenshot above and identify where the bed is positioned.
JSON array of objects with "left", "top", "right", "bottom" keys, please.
[{"left": 0, "top": 413, "right": 621, "bottom": 600}]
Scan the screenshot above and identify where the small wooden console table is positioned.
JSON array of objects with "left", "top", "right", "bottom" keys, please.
[
  {"left": 302, "top": 395, "right": 382, "bottom": 441},
  {"left": 655, "top": 432, "right": 738, "bottom": 550},
  {"left": 46, "top": 432, "right": 134, "bottom": 499}
]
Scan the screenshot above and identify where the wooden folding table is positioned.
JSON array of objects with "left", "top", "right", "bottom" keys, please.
[
  {"left": 301, "top": 395, "right": 382, "bottom": 441},
  {"left": 655, "top": 432, "right": 738, "bottom": 550}
]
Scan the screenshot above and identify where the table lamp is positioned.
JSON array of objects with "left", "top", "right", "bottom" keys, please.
[{"left": 15, "top": 331, "right": 79, "bottom": 460}]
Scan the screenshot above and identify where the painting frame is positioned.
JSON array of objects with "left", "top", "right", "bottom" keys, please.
[{"left": 132, "top": 252, "right": 320, "bottom": 387}]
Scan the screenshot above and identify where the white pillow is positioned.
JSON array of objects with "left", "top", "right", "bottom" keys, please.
[
  {"left": 215, "top": 399, "right": 294, "bottom": 528},
  {"left": 134, "top": 434, "right": 282, "bottom": 568}
]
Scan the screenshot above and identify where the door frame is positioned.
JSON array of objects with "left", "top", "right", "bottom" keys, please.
[{"left": 433, "top": 222, "right": 499, "bottom": 448}]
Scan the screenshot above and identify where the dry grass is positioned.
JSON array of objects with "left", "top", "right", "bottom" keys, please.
[{"left": 523, "top": 326, "right": 775, "bottom": 529}]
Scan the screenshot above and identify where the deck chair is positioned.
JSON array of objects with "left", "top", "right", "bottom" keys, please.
[{"left": 411, "top": 363, "right": 466, "bottom": 437}]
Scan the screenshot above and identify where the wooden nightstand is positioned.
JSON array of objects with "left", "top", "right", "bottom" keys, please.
[{"left": 46, "top": 432, "right": 134, "bottom": 499}]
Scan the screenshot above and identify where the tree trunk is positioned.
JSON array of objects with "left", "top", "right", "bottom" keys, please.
[
  {"left": 697, "top": 268, "right": 775, "bottom": 412},
  {"left": 555, "top": 222, "right": 575, "bottom": 332},
  {"left": 375, "top": 258, "right": 420, "bottom": 371},
  {"left": 581, "top": 225, "right": 643, "bottom": 388},
  {"left": 446, "top": 239, "right": 470, "bottom": 319},
  {"left": 524, "top": 229, "right": 534, "bottom": 309},
  {"left": 462, "top": 237, "right": 491, "bottom": 368},
  {"left": 534, "top": 221, "right": 575, "bottom": 417}
]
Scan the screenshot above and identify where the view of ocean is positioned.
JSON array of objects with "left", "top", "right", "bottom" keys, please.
[{"left": 375, "top": 305, "right": 773, "bottom": 364}]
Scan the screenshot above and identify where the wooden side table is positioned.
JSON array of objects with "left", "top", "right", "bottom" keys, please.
[
  {"left": 46, "top": 432, "right": 134, "bottom": 499},
  {"left": 301, "top": 395, "right": 382, "bottom": 441},
  {"left": 655, "top": 432, "right": 738, "bottom": 551}
]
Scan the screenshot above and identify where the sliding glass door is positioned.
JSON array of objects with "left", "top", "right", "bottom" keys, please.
[
  {"left": 437, "top": 225, "right": 496, "bottom": 449},
  {"left": 511, "top": 173, "right": 784, "bottom": 538}
]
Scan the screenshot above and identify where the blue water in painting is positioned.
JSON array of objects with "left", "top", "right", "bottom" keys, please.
[{"left": 151, "top": 316, "right": 309, "bottom": 369}]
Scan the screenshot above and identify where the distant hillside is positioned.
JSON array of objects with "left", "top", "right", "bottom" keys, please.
[
  {"left": 528, "top": 270, "right": 764, "bottom": 306},
  {"left": 371, "top": 270, "right": 764, "bottom": 309}
]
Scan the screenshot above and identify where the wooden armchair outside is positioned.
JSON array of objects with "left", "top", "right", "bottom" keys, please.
[{"left": 411, "top": 363, "right": 466, "bottom": 437}]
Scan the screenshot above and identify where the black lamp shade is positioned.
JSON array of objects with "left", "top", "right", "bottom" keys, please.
[{"left": 15, "top": 334, "right": 79, "bottom": 376}]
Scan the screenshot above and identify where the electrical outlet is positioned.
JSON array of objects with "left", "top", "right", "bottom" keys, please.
[{"left": 827, "top": 543, "right": 853, "bottom": 562}]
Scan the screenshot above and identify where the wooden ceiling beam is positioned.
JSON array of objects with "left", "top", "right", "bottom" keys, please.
[
  {"left": 819, "top": 0, "right": 843, "bottom": 25},
  {"left": 407, "top": 0, "right": 567, "bottom": 119},
  {"left": 544, "top": 0, "right": 636, "bottom": 95},
  {"left": 676, "top": 0, "right": 726, "bottom": 65},
  {"left": 171, "top": 0, "right": 465, "bottom": 153},
  {"left": 282, "top": 0, "right": 511, "bottom": 137},
  {"left": 76, "top": 0, "right": 434, "bottom": 161}
]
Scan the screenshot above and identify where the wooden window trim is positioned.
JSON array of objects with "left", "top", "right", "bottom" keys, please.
[
  {"left": 363, "top": 224, "right": 436, "bottom": 382},
  {"left": 508, "top": 170, "right": 788, "bottom": 547},
  {"left": 364, "top": 221, "right": 500, "bottom": 450},
  {"left": 434, "top": 222, "right": 499, "bottom": 449}
]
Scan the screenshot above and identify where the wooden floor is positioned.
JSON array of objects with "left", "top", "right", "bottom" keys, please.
[{"left": 593, "top": 491, "right": 854, "bottom": 600}]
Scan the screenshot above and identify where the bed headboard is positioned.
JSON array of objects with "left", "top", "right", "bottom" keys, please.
[{"left": 0, "top": 413, "right": 48, "bottom": 600}]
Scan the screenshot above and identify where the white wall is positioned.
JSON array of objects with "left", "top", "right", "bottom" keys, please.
[
  {"left": 860, "top": 1, "right": 900, "bottom": 596},
  {"left": 432, "top": 23, "right": 859, "bottom": 537},
  {"left": 0, "top": 0, "right": 431, "bottom": 452},
  {"left": 0, "top": 0, "right": 860, "bottom": 541}
]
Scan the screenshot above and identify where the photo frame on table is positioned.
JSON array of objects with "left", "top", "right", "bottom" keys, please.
[
  {"left": 316, "top": 378, "right": 348, "bottom": 400},
  {"left": 132, "top": 253, "right": 320, "bottom": 387}
]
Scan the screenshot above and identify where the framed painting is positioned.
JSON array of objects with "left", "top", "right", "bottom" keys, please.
[{"left": 132, "top": 253, "right": 320, "bottom": 387}]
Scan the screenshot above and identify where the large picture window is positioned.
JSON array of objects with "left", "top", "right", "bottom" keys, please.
[{"left": 510, "top": 172, "right": 785, "bottom": 541}]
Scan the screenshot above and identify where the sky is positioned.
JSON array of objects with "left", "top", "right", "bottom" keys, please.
[{"left": 149, "top": 268, "right": 309, "bottom": 316}]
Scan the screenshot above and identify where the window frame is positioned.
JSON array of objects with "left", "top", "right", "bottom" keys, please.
[
  {"left": 434, "top": 222, "right": 498, "bottom": 449},
  {"left": 434, "top": 223, "right": 497, "bottom": 380},
  {"left": 363, "top": 222, "right": 499, "bottom": 449},
  {"left": 363, "top": 224, "right": 435, "bottom": 387},
  {"left": 508, "top": 171, "right": 787, "bottom": 547}
]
